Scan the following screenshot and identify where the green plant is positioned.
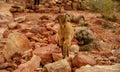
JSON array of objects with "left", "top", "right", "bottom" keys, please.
[
  {"left": 111, "top": 28, "right": 116, "bottom": 33},
  {"left": 78, "top": 0, "right": 89, "bottom": 10},
  {"left": 89, "top": 0, "right": 117, "bottom": 21},
  {"left": 102, "top": 13, "right": 117, "bottom": 22},
  {"left": 102, "top": 23, "right": 113, "bottom": 29},
  {"left": 101, "top": 22, "right": 116, "bottom": 33},
  {"left": 113, "top": 0, "right": 120, "bottom": 12},
  {"left": 82, "top": 44, "right": 91, "bottom": 51},
  {"left": 76, "top": 27, "right": 94, "bottom": 45}
]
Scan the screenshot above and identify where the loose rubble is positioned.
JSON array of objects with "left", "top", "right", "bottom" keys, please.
[{"left": 0, "top": 0, "right": 120, "bottom": 72}]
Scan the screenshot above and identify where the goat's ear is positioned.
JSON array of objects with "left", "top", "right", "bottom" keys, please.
[{"left": 64, "top": 13, "right": 70, "bottom": 22}]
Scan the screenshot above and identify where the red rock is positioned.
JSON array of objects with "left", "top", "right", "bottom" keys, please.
[
  {"left": 60, "top": 6, "right": 65, "bottom": 13},
  {"left": 3, "top": 32, "right": 31, "bottom": 60},
  {"left": 52, "top": 53, "right": 62, "bottom": 61},
  {"left": 10, "top": 7, "right": 17, "bottom": 13},
  {"left": 71, "top": 39, "right": 78, "bottom": 45},
  {"left": 98, "top": 41, "right": 113, "bottom": 56},
  {"left": 0, "top": 62, "right": 12, "bottom": 69},
  {"left": 46, "top": 26, "right": 57, "bottom": 34},
  {"left": 44, "top": 8, "right": 51, "bottom": 13},
  {"left": 25, "top": 32, "right": 34, "bottom": 38},
  {"left": 40, "top": 15, "right": 50, "bottom": 20},
  {"left": 39, "top": 27, "right": 47, "bottom": 34},
  {"left": 42, "top": 31, "right": 50, "bottom": 37},
  {"left": 52, "top": 7, "right": 60, "bottom": 13},
  {"left": 72, "top": 53, "right": 96, "bottom": 68},
  {"left": 0, "top": 54, "right": 5, "bottom": 64},
  {"left": 33, "top": 44, "right": 61, "bottom": 65},
  {"left": 72, "top": 67, "right": 77, "bottom": 72},
  {"left": 13, "top": 55, "right": 41, "bottom": 72},
  {"left": 14, "top": 16, "right": 26, "bottom": 23},
  {"left": 0, "top": 70, "right": 9, "bottom": 72},
  {"left": 64, "top": 5, "right": 72, "bottom": 10},
  {"left": 0, "top": 28, "right": 6, "bottom": 39},
  {"left": 30, "top": 25, "right": 41, "bottom": 34},
  {"left": 2, "top": 29, "right": 10, "bottom": 38},
  {"left": 34, "top": 42, "right": 42, "bottom": 49},
  {"left": 30, "top": 35, "right": 41, "bottom": 42},
  {"left": 48, "top": 35, "right": 57, "bottom": 44},
  {"left": 8, "top": 22, "right": 18, "bottom": 29},
  {"left": 36, "top": 8, "right": 45, "bottom": 13}
]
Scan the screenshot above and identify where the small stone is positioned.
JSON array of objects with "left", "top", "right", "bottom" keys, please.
[
  {"left": 0, "top": 28, "right": 6, "bottom": 39},
  {"left": 30, "top": 25, "right": 40, "bottom": 34},
  {"left": 72, "top": 2, "right": 78, "bottom": 10},
  {"left": 40, "top": 15, "right": 50, "bottom": 20},
  {"left": 8, "top": 22, "right": 18, "bottom": 29},
  {"left": 52, "top": 53, "right": 62, "bottom": 61},
  {"left": 0, "top": 54, "right": 5, "bottom": 64},
  {"left": 10, "top": 7, "right": 17, "bottom": 13},
  {"left": 70, "top": 45, "right": 79, "bottom": 53},
  {"left": 48, "top": 35, "right": 57, "bottom": 44},
  {"left": 109, "top": 56, "right": 117, "bottom": 61},
  {"left": 14, "top": 16, "right": 25, "bottom": 23}
]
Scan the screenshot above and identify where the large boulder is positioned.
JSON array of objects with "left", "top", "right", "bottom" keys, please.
[
  {"left": 33, "top": 44, "right": 61, "bottom": 65},
  {"left": 2, "top": 32, "right": 31, "bottom": 60},
  {"left": 72, "top": 53, "right": 96, "bottom": 68},
  {"left": 75, "top": 64, "right": 120, "bottom": 72},
  {"left": 13, "top": 55, "right": 41, "bottom": 72}
]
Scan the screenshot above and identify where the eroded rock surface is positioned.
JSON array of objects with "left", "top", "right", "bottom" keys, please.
[
  {"left": 43, "top": 59, "right": 71, "bottom": 72},
  {"left": 33, "top": 44, "right": 61, "bottom": 65},
  {"left": 72, "top": 53, "right": 96, "bottom": 68},
  {"left": 13, "top": 55, "right": 41, "bottom": 72},
  {"left": 75, "top": 64, "right": 120, "bottom": 72},
  {"left": 3, "top": 32, "right": 31, "bottom": 60}
]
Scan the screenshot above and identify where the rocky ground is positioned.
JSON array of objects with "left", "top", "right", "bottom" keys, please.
[{"left": 0, "top": 2, "right": 120, "bottom": 72}]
